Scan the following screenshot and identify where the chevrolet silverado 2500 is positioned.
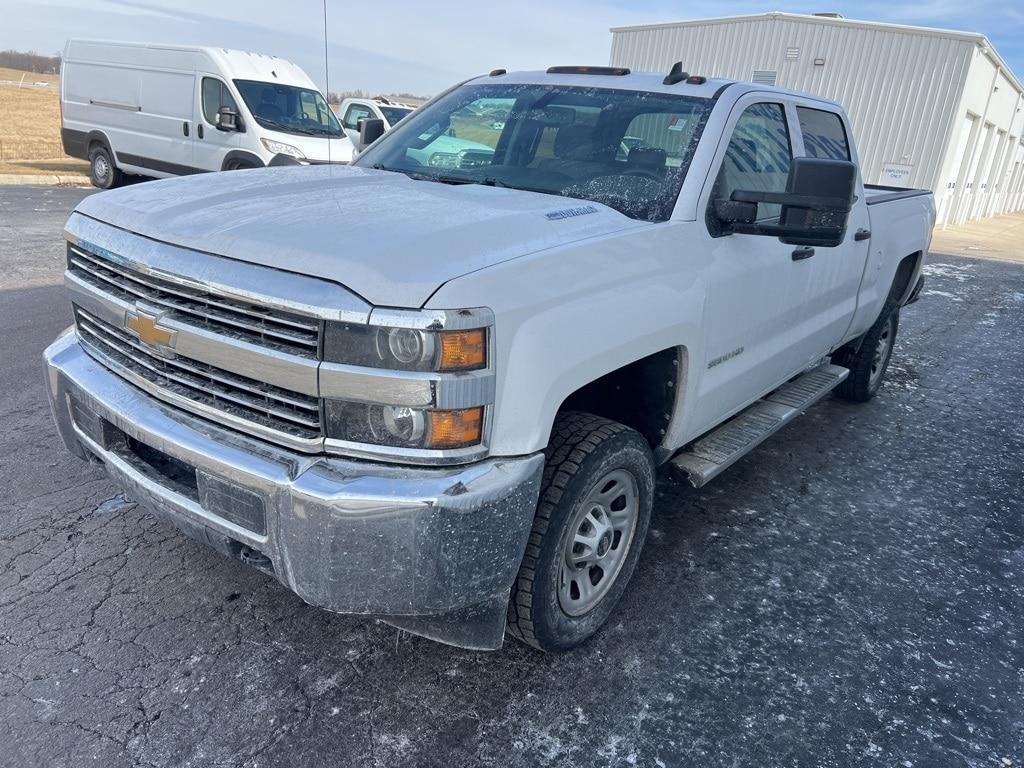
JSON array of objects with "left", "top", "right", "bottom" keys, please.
[{"left": 45, "top": 65, "right": 934, "bottom": 651}]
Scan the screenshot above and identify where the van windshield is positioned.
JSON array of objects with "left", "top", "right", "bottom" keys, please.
[
  {"left": 353, "top": 83, "right": 711, "bottom": 221},
  {"left": 234, "top": 80, "right": 343, "bottom": 138}
]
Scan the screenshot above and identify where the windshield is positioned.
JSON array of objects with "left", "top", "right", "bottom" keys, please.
[
  {"left": 354, "top": 83, "right": 711, "bottom": 221},
  {"left": 233, "top": 79, "right": 343, "bottom": 138},
  {"left": 381, "top": 106, "right": 414, "bottom": 125}
]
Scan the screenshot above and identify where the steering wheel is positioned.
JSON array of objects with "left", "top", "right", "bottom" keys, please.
[{"left": 621, "top": 168, "right": 663, "bottom": 183}]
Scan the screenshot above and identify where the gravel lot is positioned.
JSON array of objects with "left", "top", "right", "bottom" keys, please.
[{"left": 1, "top": 185, "right": 1022, "bottom": 768}]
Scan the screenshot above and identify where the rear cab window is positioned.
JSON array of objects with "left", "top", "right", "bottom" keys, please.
[{"left": 796, "top": 106, "right": 850, "bottom": 161}]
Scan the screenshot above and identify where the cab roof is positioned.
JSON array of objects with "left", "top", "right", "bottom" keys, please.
[{"left": 465, "top": 67, "right": 845, "bottom": 112}]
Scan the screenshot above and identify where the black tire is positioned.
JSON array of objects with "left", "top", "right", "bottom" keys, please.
[
  {"left": 88, "top": 145, "right": 122, "bottom": 189},
  {"left": 833, "top": 304, "right": 899, "bottom": 402},
  {"left": 507, "top": 412, "right": 655, "bottom": 652}
]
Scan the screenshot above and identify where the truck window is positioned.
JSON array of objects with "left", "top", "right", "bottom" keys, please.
[
  {"left": 797, "top": 107, "right": 850, "bottom": 161},
  {"left": 714, "top": 102, "right": 792, "bottom": 221},
  {"left": 201, "top": 78, "right": 239, "bottom": 125},
  {"left": 356, "top": 84, "right": 712, "bottom": 222},
  {"left": 343, "top": 103, "right": 373, "bottom": 130}
]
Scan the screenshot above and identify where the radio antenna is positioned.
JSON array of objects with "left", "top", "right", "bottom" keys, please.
[{"left": 323, "top": 0, "right": 331, "bottom": 164}]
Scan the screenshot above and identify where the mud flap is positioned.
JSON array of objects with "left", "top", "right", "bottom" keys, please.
[{"left": 382, "top": 592, "right": 510, "bottom": 650}]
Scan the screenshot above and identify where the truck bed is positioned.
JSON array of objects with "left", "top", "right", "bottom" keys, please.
[{"left": 863, "top": 184, "right": 932, "bottom": 206}]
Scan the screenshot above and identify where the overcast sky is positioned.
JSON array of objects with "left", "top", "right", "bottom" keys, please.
[{"left": 3, "top": 0, "right": 1022, "bottom": 96}]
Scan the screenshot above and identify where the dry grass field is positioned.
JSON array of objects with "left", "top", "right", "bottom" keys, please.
[{"left": 0, "top": 67, "right": 88, "bottom": 176}]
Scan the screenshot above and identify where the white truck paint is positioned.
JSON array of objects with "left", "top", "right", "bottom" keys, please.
[
  {"left": 337, "top": 97, "right": 415, "bottom": 144},
  {"left": 46, "top": 68, "right": 934, "bottom": 651},
  {"left": 60, "top": 39, "right": 353, "bottom": 188}
]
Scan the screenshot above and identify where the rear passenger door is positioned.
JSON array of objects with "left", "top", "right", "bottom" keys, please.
[{"left": 791, "top": 103, "right": 871, "bottom": 355}]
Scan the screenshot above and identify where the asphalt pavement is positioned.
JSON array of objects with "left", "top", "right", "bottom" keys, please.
[{"left": 1, "top": 185, "right": 1021, "bottom": 767}]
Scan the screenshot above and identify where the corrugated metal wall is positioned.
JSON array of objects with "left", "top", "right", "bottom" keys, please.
[{"left": 609, "top": 16, "right": 974, "bottom": 195}]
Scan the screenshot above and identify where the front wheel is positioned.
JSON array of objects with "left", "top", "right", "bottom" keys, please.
[
  {"left": 833, "top": 306, "right": 899, "bottom": 402},
  {"left": 507, "top": 412, "right": 655, "bottom": 652}
]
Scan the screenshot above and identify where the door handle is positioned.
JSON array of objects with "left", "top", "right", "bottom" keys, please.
[
  {"left": 182, "top": 121, "right": 189, "bottom": 137},
  {"left": 791, "top": 246, "right": 815, "bottom": 261},
  {"left": 854, "top": 228, "right": 871, "bottom": 241},
  {"left": 198, "top": 124, "right": 204, "bottom": 139}
]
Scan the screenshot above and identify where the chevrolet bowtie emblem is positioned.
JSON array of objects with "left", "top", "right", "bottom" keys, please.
[{"left": 126, "top": 308, "right": 175, "bottom": 351}]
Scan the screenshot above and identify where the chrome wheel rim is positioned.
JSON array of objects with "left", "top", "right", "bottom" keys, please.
[
  {"left": 869, "top": 316, "right": 894, "bottom": 389},
  {"left": 93, "top": 154, "right": 110, "bottom": 183},
  {"left": 558, "top": 468, "right": 639, "bottom": 617}
]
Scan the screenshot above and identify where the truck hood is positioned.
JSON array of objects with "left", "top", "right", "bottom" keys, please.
[{"left": 74, "top": 165, "right": 645, "bottom": 307}]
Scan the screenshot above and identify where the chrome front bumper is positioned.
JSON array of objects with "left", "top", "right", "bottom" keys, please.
[{"left": 44, "top": 329, "right": 544, "bottom": 649}]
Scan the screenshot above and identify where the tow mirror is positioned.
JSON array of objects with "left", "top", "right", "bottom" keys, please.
[
  {"left": 716, "top": 157, "right": 857, "bottom": 247},
  {"left": 216, "top": 106, "right": 240, "bottom": 132},
  {"left": 357, "top": 117, "right": 385, "bottom": 149}
]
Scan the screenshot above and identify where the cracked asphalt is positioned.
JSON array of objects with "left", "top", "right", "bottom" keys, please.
[{"left": 1, "top": 185, "right": 1022, "bottom": 767}]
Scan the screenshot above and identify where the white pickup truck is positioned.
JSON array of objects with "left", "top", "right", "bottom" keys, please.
[{"left": 45, "top": 65, "right": 933, "bottom": 652}]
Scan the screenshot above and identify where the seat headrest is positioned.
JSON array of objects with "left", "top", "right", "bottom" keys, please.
[
  {"left": 626, "top": 147, "right": 667, "bottom": 171},
  {"left": 554, "top": 124, "right": 595, "bottom": 159}
]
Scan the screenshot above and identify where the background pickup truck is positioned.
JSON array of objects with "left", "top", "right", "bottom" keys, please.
[{"left": 45, "top": 65, "right": 934, "bottom": 652}]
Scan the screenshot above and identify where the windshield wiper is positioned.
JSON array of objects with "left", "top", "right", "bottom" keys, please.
[{"left": 257, "top": 117, "right": 319, "bottom": 136}]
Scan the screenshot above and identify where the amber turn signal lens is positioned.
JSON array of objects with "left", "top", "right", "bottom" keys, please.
[
  {"left": 426, "top": 407, "right": 484, "bottom": 448},
  {"left": 438, "top": 329, "right": 486, "bottom": 371}
]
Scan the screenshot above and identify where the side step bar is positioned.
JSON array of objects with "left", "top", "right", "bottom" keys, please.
[{"left": 670, "top": 363, "right": 849, "bottom": 488}]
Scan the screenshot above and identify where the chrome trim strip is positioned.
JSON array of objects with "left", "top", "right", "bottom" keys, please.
[
  {"left": 369, "top": 306, "right": 494, "bottom": 331},
  {"left": 65, "top": 271, "right": 321, "bottom": 397},
  {"left": 319, "top": 362, "right": 495, "bottom": 408},
  {"left": 69, "top": 246, "right": 319, "bottom": 348},
  {"left": 65, "top": 213, "right": 372, "bottom": 323}
]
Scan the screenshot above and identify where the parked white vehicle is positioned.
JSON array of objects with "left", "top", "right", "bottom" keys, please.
[
  {"left": 337, "top": 96, "right": 415, "bottom": 144},
  {"left": 46, "top": 66, "right": 933, "bottom": 652},
  {"left": 60, "top": 39, "right": 353, "bottom": 188}
]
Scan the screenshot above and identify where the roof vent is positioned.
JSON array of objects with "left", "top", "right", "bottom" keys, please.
[
  {"left": 751, "top": 70, "right": 778, "bottom": 86},
  {"left": 812, "top": 12, "right": 844, "bottom": 18}
]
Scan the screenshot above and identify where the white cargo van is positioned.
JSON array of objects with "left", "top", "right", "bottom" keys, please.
[{"left": 61, "top": 40, "right": 354, "bottom": 188}]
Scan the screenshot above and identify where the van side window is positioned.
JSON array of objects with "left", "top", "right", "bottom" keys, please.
[
  {"left": 202, "top": 78, "right": 239, "bottom": 125},
  {"left": 797, "top": 107, "right": 850, "bottom": 161},
  {"left": 714, "top": 102, "right": 792, "bottom": 222},
  {"left": 343, "top": 103, "right": 373, "bottom": 131}
]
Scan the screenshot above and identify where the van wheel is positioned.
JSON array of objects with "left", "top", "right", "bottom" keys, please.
[
  {"left": 89, "top": 145, "right": 122, "bottom": 189},
  {"left": 507, "top": 412, "right": 654, "bottom": 652},
  {"left": 833, "top": 305, "right": 899, "bottom": 402}
]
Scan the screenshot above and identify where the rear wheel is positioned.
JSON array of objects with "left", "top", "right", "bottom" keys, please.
[
  {"left": 833, "top": 305, "right": 899, "bottom": 402},
  {"left": 88, "top": 145, "right": 122, "bottom": 189},
  {"left": 507, "top": 412, "right": 654, "bottom": 652}
]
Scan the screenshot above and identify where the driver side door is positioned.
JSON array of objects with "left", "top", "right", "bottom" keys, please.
[{"left": 691, "top": 96, "right": 819, "bottom": 436}]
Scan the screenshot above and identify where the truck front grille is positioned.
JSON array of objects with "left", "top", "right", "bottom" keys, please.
[
  {"left": 75, "top": 307, "right": 323, "bottom": 442},
  {"left": 68, "top": 244, "right": 320, "bottom": 358}
]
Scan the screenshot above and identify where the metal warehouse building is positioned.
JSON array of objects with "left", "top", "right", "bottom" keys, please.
[{"left": 609, "top": 12, "right": 1024, "bottom": 226}]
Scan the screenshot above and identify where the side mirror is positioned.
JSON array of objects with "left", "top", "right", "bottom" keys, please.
[
  {"left": 357, "top": 117, "right": 385, "bottom": 149},
  {"left": 216, "top": 106, "right": 240, "bottom": 132},
  {"left": 716, "top": 157, "right": 857, "bottom": 247}
]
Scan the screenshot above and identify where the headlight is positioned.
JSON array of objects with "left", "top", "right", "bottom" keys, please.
[
  {"left": 323, "top": 323, "right": 486, "bottom": 372},
  {"left": 325, "top": 401, "right": 484, "bottom": 449},
  {"left": 260, "top": 138, "right": 305, "bottom": 159}
]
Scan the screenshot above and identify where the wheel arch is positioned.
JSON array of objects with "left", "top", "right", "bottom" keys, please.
[
  {"left": 221, "top": 150, "right": 265, "bottom": 171},
  {"left": 555, "top": 345, "right": 688, "bottom": 463}
]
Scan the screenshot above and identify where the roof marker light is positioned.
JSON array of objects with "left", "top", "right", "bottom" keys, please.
[{"left": 546, "top": 66, "right": 630, "bottom": 76}]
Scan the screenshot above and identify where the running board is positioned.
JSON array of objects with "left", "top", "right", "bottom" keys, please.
[{"left": 670, "top": 363, "right": 849, "bottom": 488}]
